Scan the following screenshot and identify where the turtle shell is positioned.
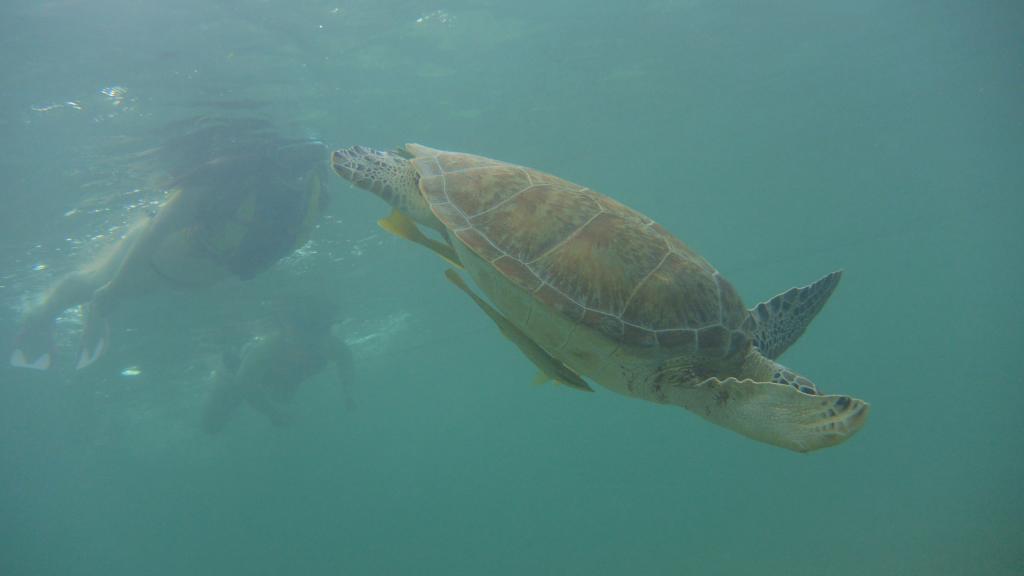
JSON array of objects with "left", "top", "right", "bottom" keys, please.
[{"left": 405, "top": 143, "right": 751, "bottom": 358}]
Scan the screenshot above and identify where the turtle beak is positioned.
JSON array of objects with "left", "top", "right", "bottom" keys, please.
[
  {"left": 331, "top": 146, "right": 377, "bottom": 179},
  {"left": 331, "top": 148, "right": 355, "bottom": 180},
  {"left": 331, "top": 147, "right": 375, "bottom": 193}
]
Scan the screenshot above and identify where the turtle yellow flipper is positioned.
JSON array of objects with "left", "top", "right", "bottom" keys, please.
[
  {"left": 332, "top": 144, "right": 868, "bottom": 453},
  {"left": 379, "top": 209, "right": 461, "bottom": 268}
]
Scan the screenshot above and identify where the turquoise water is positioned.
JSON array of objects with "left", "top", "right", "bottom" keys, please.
[{"left": 1, "top": 1, "right": 1021, "bottom": 574}]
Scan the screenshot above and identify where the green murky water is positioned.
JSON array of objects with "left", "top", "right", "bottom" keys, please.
[{"left": 1, "top": 1, "right": 1021, "bottom": 574}]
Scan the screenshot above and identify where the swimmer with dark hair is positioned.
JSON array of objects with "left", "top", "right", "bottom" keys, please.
[
  {"left": 12, "top": 122, "right": 328, "bottom": 370},
  {"left": 201, "top": 297, "right": 354, "bottom": 433}
]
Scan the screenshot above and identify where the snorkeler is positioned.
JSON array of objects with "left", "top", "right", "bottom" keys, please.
[
  {"left": 201, "top": 296, "right": 354, "bottom": 434},
  {"left": 11, "top": 121, "right": 329, "bottom": 370}
]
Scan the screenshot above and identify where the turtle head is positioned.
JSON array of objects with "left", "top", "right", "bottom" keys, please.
[
  {"left": 333, "top": 145, "right": 443, "bottom": 234},
  {"left": 332, "top": 146, "right": 416, "bottom": 207}
]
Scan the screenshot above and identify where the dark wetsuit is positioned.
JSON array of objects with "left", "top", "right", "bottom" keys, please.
[{"left": 187, "top": 142, "right": 329, "bottom": 279}]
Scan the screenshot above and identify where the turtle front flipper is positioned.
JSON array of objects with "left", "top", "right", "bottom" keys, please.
[
  {"left": 379, "top": 210, "right": 462, "bottom": 268},
  {"left": 668, "top": 377, "right": 869, "bottom": 453},
  {"left": 749, "top": 270, "right": 842, "bottom": 360},
  {"left": 444, "top": 269, "right": 592, "bottom": 392}
]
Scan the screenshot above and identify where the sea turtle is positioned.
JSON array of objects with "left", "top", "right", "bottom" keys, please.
[{"left": 332, "top": 144, "right": 869, "bottom": 452}]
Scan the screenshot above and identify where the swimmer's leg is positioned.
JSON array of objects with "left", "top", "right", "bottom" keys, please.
[
  {"left": 75, "top": 217, "right": 160, "bottom": 369},
  {"left": 80, "top": 190, "right": 199, "bottom": 368},
  {"left": 12, "top": 220, "right": 145, "bottom": 369}
]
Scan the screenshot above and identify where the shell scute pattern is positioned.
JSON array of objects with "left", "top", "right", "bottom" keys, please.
[
  {"left": 534, "top": 283, "right": 586, "bottom": 322},
  {"left": 453, "top": 228, "right": 504, "bottom": 262},
  {"left": 622, "top": 323, "right": 659, "bottom": 348},
  {"left": 443, "top": 165, "right": 532, "bottom": 217},
  {"left": 581, "top": 309, "right": 624, "bottom": 341},
  {"left": 650, "top": 222, "right": 701, "bottom": 257},
  {"left": 596, "top": 194, "right": 653, "bottom": 227},
  {"left": 621, "top": 252, "right": 719, "bottom": 330},
  {"left": 656, "top": 329, "right": 697, "bottom": 352},
  {"left": 715, "top": 275, "right": 747, "bottom": 330},
  {"left": 414, "top": 149, "right": 751, "bottom": 357},
  {"left": 697, "top": 325, "right": 731, "bottom": 355},
  {"left": 531, "top": 211, "right": 668, "bottom": 315},
  {"left": 436, "top": 151, "right": 503, "bottom": 173},
  {"left": 471, "top": 184, "right": 602, "bottom": 263},
  {"left": 493, "top": 255, "right": 542, "bottom": 292},
  {"left": 430, "top": 202, "right": 470, "bottom": 229}
]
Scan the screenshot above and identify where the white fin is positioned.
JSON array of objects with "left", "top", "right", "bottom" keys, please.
[{"left": 11, "top": 349, "right": 51, "bottom": 370}]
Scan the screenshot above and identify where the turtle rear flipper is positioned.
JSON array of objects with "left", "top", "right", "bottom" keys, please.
[
  {"left": 379, "top": 209, "right": 462, "bottom": 267},
  {"left": 670, "top": 377, "right": 869, "bottom": 453},
  {"left": 749, "top": 270, "right": 842, "bottom": 360}
]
